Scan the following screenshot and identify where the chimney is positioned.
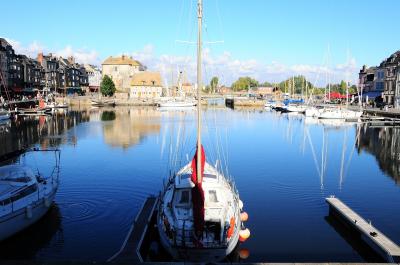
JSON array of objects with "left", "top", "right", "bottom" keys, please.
[
  {"left": 68, "top": 56, "right": 75, "bottom": 64},
  {"left": 37, "top": 53, "right": 43, "bottom": 64}
]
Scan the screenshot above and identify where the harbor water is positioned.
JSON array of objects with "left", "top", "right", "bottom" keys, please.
[{"left": 0, "top": 106, "right": 399, "bottom": 262}]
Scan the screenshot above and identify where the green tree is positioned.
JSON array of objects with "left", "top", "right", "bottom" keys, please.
[
  {"left": 210, "top": 76, "right": 219, "bottom": 94},
  {"left": 339, "top": 80, "right": 347, "bottom": 94},
  {"left": 231, "top": 77, "right": 259, "bottom": 91},
  {"left": 100, "top": 75, "right": 116, "bottom": 96}
]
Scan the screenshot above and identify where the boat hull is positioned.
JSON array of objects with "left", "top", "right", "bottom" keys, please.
[
  {"left": 158, "top": 101, "right": 196, "bottom": 108},
  {"left": 0, "top": 189, "right": 56, "bottom": 241},
  {"left": 0, "top": 114, "right": 10, "bottom": 121},
  {"left": 157, "top": 215, "right": 240, "bottom": 262}
]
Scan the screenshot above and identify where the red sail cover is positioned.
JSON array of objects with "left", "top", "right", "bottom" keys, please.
[{"left": 191, "top": 145, "right": 205, "bottom": 237}]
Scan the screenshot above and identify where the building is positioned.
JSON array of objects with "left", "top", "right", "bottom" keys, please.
[
  {"left": 130, "top": 72, "right": 163, "bottom": 99},
  {"left": 358, "top": 65, "right": 376, "bottom": 94},
  {"left": 381, "top": 51, "right": 400, "bottom": 108},
  {"left": 37, "top": 53, "right": 59, "bottom": 91},
  {"left": 0, "top": 38, "right": 11, "bottom": 92},
  {"left": 84, "top": 64, "right": 102, "bottom": 92},
  {"left": 19, "top": 55, "right": 42, "bottom": 91},
  {"left": 359, "top": 51, "right": 400, "bottom": 107},
  {"left": 102, "top": 55, "right": 144, "bottom": 92}
]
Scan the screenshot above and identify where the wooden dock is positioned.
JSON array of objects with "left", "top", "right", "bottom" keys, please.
[
  {"left": 326, "top": 197, "right": 400, "bottom": 263},
  {"left": 108, "top": 196, "right": 158, "bottom": 263}
]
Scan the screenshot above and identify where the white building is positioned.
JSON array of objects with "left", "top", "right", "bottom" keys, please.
[
  {"left": 130, "top": 72, "right": 163, "bottom": 99},
  {"left": 102, "top": 55, "right": 144, "bottom": 92},
  {"left": 84, "top": 64, "right": 102, "bottom": 92}
]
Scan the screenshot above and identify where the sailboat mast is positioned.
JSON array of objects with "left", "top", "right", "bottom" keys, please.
[{"left": 196, "top": 0, "right": 203, "bottom": 184}]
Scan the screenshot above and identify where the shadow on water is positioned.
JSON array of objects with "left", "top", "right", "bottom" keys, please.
[
  {"left": 0, "top": 204, "right": 63, "bottom": 259},
  {"left": 357, "top": 124, "right": 400, "bottom": 185},
  {"left": 324, "top": 214, "right": 384, "bottom": 263}
]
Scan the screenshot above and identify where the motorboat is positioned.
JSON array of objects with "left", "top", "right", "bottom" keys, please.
[
  {"left": 286, "top": 104, "right": 307, "bottom": 113},
  {"left": 0, "top": 150, "right": 60, "bottom": 241}
]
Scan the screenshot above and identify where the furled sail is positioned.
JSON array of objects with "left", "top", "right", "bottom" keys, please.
[{"left": 190, "top": 144, "right": 205, "bottom": 237}]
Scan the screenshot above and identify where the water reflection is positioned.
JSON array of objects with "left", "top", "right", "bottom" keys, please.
[
  {"left": 357, "top": 124, "right": 400, "bottom": 184},
  {"left": 0, "top": 107, "right": 399, "bottom": 262},
  {"left": 0, "top": 204, "right": 63, "bottom": 259},
  {"left": 0, "top": 110, "right": 90, "bottom": 157},
  {"left": 102, "top": 108, "right": 161, "bottom": 148}
]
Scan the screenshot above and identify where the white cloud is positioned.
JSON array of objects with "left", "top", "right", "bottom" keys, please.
[
  {"left": 55, "top": 45, "right": 100, "bottom": 65},
  {"left": 6, "top": 39, "right": 360, "bottom": 87},
  {"left": 5, "top": 38, "right": 100, "bottom": 65},
  {"left": 129, "top": 44, "right": 360, "bottom": 87},
  {"left": 6, "top": 38, "right": 46, "bottom": 59}
]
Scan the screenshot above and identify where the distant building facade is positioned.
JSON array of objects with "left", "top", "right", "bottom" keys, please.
[
  {"left": 84, "top": 64, "right": 102, "bottom": 92},
  {"left": 359, "top": 50, "right": 400, "bottom": 108},
  {"left": 130, "top": 72, "right": 162, "bottom": 99},
  {"left": 102, "top": 55, "right": 145, "bottom": 92}
]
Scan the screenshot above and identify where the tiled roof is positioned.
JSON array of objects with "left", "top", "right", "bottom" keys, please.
[
  {"left": 131, "top": 72, "right": 162, "bottom": 87},
  {"left": 102, "top": 55, "right": 142, "bottom": 66}
]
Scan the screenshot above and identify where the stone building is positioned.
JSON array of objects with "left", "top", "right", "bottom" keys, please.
[
  {"left": 130, "top": 72, "right": 163, "bottom": 99},
  {"left": 359, "top": 51, "right": 400, "bottom": 107},
  {"left": 381, "top": 51, "right": 400, "bottom": 107},
  {"left": 102, "top": 55, "right": 144, "bottom": 92}
]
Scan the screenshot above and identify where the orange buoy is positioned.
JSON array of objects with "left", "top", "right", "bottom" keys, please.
[
  {"left": 239, "top": 228, "right": 250, "bottom": 242},
  {"left": 240, "top": 212, "right": 249, "bottom": 222},
  {"left": 238, "top": 248, "right": 250, "bottom": 259}
]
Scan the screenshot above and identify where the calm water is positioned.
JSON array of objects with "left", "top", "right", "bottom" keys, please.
[{"left": 0, "top": 106, "right": 399, "bottom": 262}]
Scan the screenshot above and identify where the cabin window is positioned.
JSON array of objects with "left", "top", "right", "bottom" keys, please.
[
  {"left": 179, "top": 190, "right": 190, "bottom": 204},
  {"left": 11, "top": 184, "right": 38, "bottom": 202},
  {"left": 208, "top": 190, "right": 218, "bottom": 202}
]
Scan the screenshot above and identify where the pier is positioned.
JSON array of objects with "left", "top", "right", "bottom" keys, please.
[
  {"left": 326, "top": 197, "right": 400, "bottom": 263},
  {"left": 108, "top": 196, "right": 158, "bottom": 263}
]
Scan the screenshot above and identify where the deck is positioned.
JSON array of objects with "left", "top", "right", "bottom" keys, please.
[{"left": 326, "top": 196, "right": 400, "bottom": 263}]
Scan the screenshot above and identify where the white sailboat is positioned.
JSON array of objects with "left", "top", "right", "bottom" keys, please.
[
  {"left": 0, "top": 149, "right": 60, "bottom": 241},
  {"left": 158, "top": 70, "right": 196, "bottom": 108},
  {"left": 157, "top": 1, "right": 249, "bottom": 261}
]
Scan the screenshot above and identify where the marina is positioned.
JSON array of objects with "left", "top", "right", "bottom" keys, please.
[
  {"left": 0, "top": 106, "right": 399, "bottom": 262},
  {"left": 1, "top": 0, "right": 400, "bottom": 263}
]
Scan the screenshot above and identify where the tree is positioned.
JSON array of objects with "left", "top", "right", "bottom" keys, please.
[
  {"left": 339, "top": 80, "right": 347, "bottom": 94},
  {"left": 210, "top": 76, "right": 219, "bottom": 94},
  {"left": 100, "top": 75, "right": 116, "bottom": 96},
  {"left": 231, "top": 77, "right": 259, "bottom": 91}
]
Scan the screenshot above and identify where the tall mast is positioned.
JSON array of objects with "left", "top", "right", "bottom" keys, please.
[{"left": 196, "top": 0, "right": 203, "bottom": 184}]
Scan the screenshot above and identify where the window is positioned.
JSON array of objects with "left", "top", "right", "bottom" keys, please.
[
  {"left": 208, "top": 190, "right": 218, "bottom": 202},
  {"left": 179, "top": 190, "right": 190, "bottom": 204}
]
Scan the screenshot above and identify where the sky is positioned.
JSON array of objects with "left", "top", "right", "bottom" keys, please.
[{"left": 2, "top": 0, "right": 399, "bottom": 86}]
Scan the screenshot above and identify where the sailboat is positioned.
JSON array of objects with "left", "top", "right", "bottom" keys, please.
[
  {"left": 158, "top": 70, "right": 196, "bottom": 108},
  {"left": 0, "top": 149, "right": 60, "bottom": 241},
  {"left": 157, "top": 0, "right": 249, "bottom": 261}
]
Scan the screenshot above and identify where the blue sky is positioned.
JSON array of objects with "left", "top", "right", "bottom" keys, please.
[{"left": 2, "top": 0, "right": 399, "bottom": 85}]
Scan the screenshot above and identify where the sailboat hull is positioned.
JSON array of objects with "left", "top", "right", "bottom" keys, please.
[
  {"left": 157, "top": 215, "right": 240, "bottom": 262},
  {"left": 0, "top": 190, "right": 56, "bottom": 241}
]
